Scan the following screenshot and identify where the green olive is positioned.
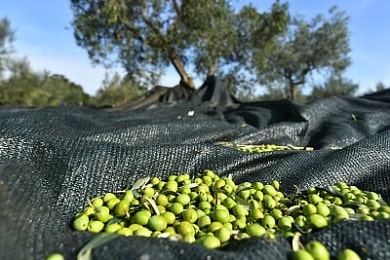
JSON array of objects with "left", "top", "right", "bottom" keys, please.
[
  {"left": 165, "top": 181, "right": 178, "bottom": 192},
  {"left": 91, "top": 198, "right": 104, "bottom": 208},
  {"left": 46, "top": 253, "right": 65, "bottom": 260},
  {"left": 263, "top": 184, "right": 277, "bottom": 197},
  {"left": 117, "top": 227, "right": 133, "bottom": 236},
  {"left": 232, "top": 204, "right": 249, "bottom": 217},
  {"left": 308, "top": 214, "right": 328, "bottom": 229},
  {"left": 103, "top": 193, "right": 117, "bottom": 203},
  {"left": 161, "top": 211, "right": 176, "bottom": 225},
  {"left": 262, "top": 214, "right": 276, "bottom": 229},
  {"left": 245, "top": 223, "right": 266, "bottom": 237},
  {"left": 115, "top": 200, "right": 130, "bottom": 216},
  {"left": 309, "top": 194, "right": 323, "bottom": 205},
  {"left": 214, "top": 226, "right": 231, "bottom": 243},
  {"left": 233, "top": 217, "right": 247, "bottom": 229},
  {"left": 134, "top": 227, "right": 153, "bottom": 237},
  {"left": 177, "top": 221, "right": 195, "bottom": 236},
  {"left": 316, "top": 203, "right": 330, "bottom": 217},
  {"left": 87, "top": 220, "right": 105, "bottom": 233},
  {"left": 305, "top": 240, "right": 330, "bottom": 260},
  {"left": 198, "top": 215, "right": 212, "bottom": 228},
  {"left": 94, "top": 206, "right": 113, "bottom": 223},
  {"left": 270, "top": 208, "right": 283, "bottom": 219},
  {"left": 337, "top": 248, "right": 361, "bottom": 260},
  {"left": 105, "top": 223, "right": 122, "bottom": 233},
  {"left": 148, "top": 215, "right": 168, "bottom": 231},
  {"left": 199, "top": 235, "right": 221, "bottom": 249},
  {"left": 176, "top": 194, "right": 191, "bottom": 205},
  {"left": 278, "top": 216, "right": 294, "bottom": 229},
  {"left": 150, "top": 177, "right": 160, "bottom": 186},
  {"left": 183, "top": 208, "right": 198, "bottom": 223},
  {"left": 131, "top": 209, "right": 152, "bottom": 225},
  {"left": 168, "top": 202, "right": 184, "bottom": 215},
  {"left": 222, "top": 197, "right": 237, "bottom": 209},
  {"left": 303, "top": 204, "right": 317, "bottom": 216},
  {"left": 366, "top": 199, "right": 381, "bottom": 210},
  {"left": 209, "top": 221, "right": 224, "bottom": 232},
  {"left": 292, "top": 249, "right": 315, "bottom": 260},
  {"left": 250, "top": 207, "right": 264, "bottom": 220},
  {"left": 73, "top": 214, "right": 89, "bottom": 231},
  {"left": 105, "top": 197, "right": 121, "bottom": 210},
  {"left": 212, "top": 209, "right": 230, "bottom": 224},
  {"left": 263, "top": 195, "right": 277, "bottom": 209}
]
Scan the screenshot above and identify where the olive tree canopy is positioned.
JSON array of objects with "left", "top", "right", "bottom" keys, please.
[
  {"left": 255, "top": 6, "right": 351, "bottom": 101},
  {"left": 70, "top": 0, "right": 288, "bottom": 91}
]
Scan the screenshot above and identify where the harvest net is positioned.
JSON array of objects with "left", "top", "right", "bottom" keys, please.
[{"left": 0, "top": 77, "right": 389, "bottom": 259}]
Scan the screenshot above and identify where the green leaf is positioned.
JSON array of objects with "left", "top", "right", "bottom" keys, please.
[
  {"left": 130, "top": 177, "right": 151, "bottom": 190},
  {"left": 77, "top": 233, "right": 120, "bottom": 260}
]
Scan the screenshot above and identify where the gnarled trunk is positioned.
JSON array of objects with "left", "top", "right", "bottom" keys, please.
[{"left": 166, "top": 47, "right": 196, "bottom": 90}]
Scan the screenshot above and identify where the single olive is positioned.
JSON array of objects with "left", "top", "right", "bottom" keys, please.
[
  {"left": 94, "top": 206, "right": 113, "bottom": 223},
  {"left": 134, "top": 227, "right": 153, "bottom": 237},
  {"left": 337, "top": 248, "right": 361, "bottom": 260},
  {"left": 305, "top": 240, "right": 330, "bottom": 260},
  {"left": 161, "top": 211, "right": 176, "bottom": 225},
  {"left": 87, "top": 220, "right": 105, "bottom": 233},
  {"left": 105, "top": 223, "right": 122, "bottom": 233},
  {"left": 200, "top": 235, "right": 221, "bottom": 249},
  {"left": 73, "top": 214, "right": 89, "bottom": 231},
  {"left": 212, "top": 209, "right": 230, "bottom": 224},
  {"left": 291, "top": 249, "right": 315, "bottom": 260},
  {"left": 198, "top": 215, "right": 212, "bottom": 228},
  {"left": 46, "top": 253, "right": 65, "bottom": 260},
  {"left": 148, "top": 215, "right": 168, "bottom": 231},
  {"left": 176, "top": 194, "right": 191, "bottom": 206},
  {"left": 215, "top": 226, "right": 231, "bottom": 243},
  {"left": 308, "top": 214, "right": 328, "bottom": 229},
  {"left": 103, "top": 193, "right": 117, "bottom": 203},
  {"left": 183, "top": 208, "right": 198, "bottom": 223},
  {"left": 117, "top": 227, "right": 133, "bottom": 236},
  {"left": 131, "top": 209, "right": 152, "bottom": 225},
  {"left": 245, "top": 223, "right": 266, "bottom": 237},
  {"left": 176, "top": 221, "right": 195, "bottom": 236}
]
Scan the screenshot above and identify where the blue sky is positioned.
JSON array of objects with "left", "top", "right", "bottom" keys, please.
[{"left": 1, "top": 0, "right": 389, "bottom": 96}]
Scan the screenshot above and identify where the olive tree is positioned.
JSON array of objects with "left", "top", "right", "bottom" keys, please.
[
  {"left": 0, "top": 17, "right": 14, "bottom": 76},
  {"left": 70, "top": 0, "right": 288, "bottom": 92},
  {"left": 255, "top": 6, "right": 351, "bottom": 101}
]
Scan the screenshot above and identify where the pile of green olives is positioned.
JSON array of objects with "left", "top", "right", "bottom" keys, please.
[{"left": 73, "top": 170, "right": 388, "bottom": 256}]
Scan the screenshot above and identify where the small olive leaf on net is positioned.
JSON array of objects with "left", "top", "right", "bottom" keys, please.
[
  {"left": 291, "top": 232, "right": 304, "bottom": 251},
  {"left": 130, "top": 176, "right": 151, "bottom": 190},
  {"left": 144, "top": 197, "right": 160, "bottom": 215},
  {"left": 77, "top": 233, "right": 120, "bottom": 260}
]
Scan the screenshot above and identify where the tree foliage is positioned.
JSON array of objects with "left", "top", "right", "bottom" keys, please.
[
  {"left": 93, "top": 72, "right": 146, "bottom": 107},
  {"left": 0, "top": 17, "right": 14, "bottom": 75},
  {"left": 309, "top": 73, "right": 358, "bottom": 102},
  {"left": 70, "top": 0, "right": 288, "bottom": 91},
  {"left": 0, "top": 57, "right": 90, "bottom": 106},
  {"left": 255, "top": 6, "right": 351, "bottom": 101}
]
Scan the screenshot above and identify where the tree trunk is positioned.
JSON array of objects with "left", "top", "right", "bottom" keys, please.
[
  {"left": 166, "top": 47, "right": 196, "bottom": 90},
  {"left": 289, "top": 83, "right": 299, "bottom": 101}
]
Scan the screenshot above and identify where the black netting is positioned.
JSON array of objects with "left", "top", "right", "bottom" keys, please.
[{"left": 0, "top": 77, "right": 389, "bottom": 259}]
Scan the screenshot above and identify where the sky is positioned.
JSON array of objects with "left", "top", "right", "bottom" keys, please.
[{"left": 1, "top": 0, "right": 389, "bottom": 96}]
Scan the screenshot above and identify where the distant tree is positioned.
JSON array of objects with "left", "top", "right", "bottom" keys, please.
[
  {"left": 0, "top": 17, "right": 14, "bottom": 76},
  {"left": 94, "top": 72, "right": 146, "bottom": 107},
  {"left": 255, "top": 6, "right": 351, "bottom": 101},
  {"left": 308, "top": 73, "right": 358, "bottom": 101},
  {"left": 70, "top": 0, "right": 288, "bottom": 93},
  {"left": 0, "top": 57, "right": 90, "bottom": 106},
  {"left": 374, "top": 82, "right": 387, "bottom": 91}
]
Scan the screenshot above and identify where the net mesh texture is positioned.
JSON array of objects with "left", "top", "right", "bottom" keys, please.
[{"left": 0, "top": 77, "right": 389, "bottom": 259}]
